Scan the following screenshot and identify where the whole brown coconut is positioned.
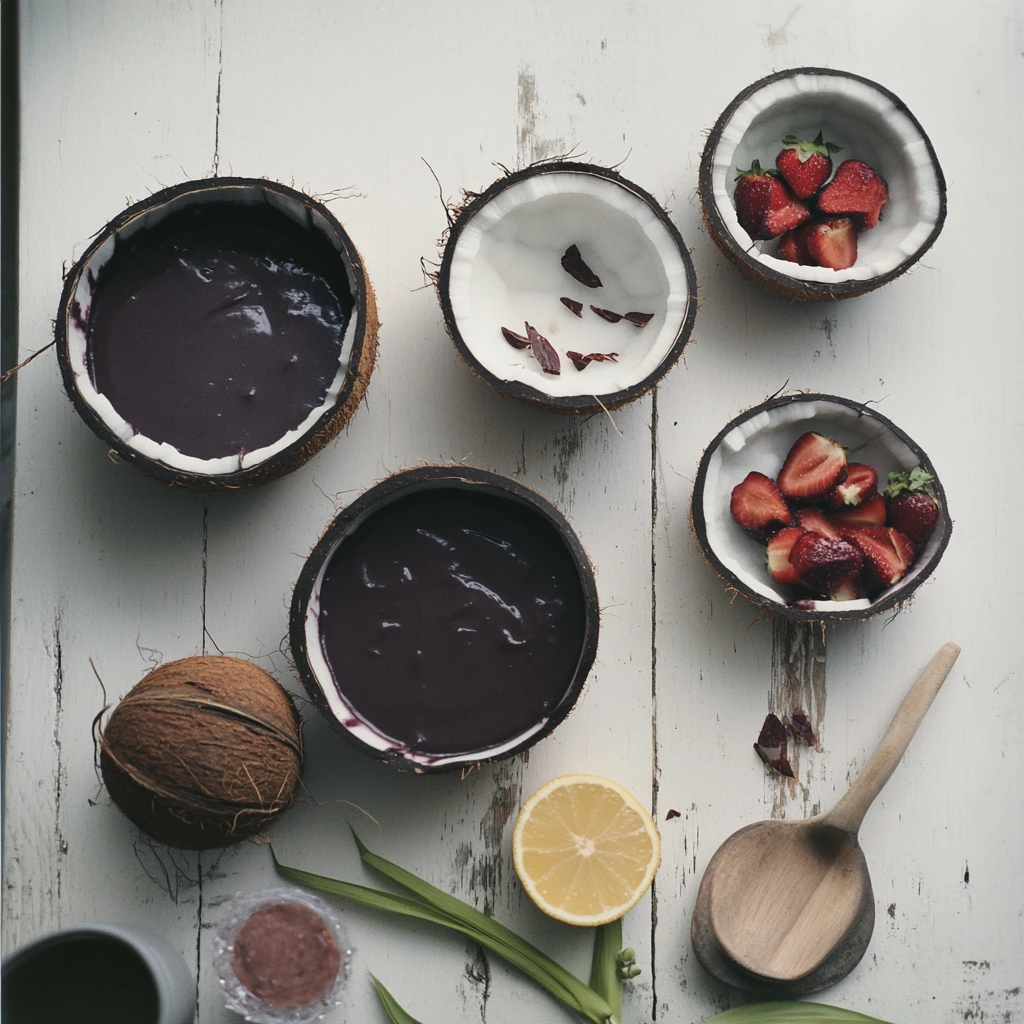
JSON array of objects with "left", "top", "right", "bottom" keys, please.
[{"left": 99, "top": 656, "right": 303, "bottom": 850}]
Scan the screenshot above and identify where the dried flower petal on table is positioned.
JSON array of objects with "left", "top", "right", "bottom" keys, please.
[
  {"left": 789, "top": 708, "right": 819, "bottom": 748},
  {"left": 754, "top": 713, "right": 794, "bottom": 778}
]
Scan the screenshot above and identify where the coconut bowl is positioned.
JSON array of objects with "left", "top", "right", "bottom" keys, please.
[
  {"left": 57, "top": 178, "right": 378, "bottom": 489},
  {"left": 437, "top": 162, "right": 697, "bottom": 414},
  {"left": 690, "top": 394, "right": 952, "bottom": 622},
  {"left": 290, "top": 465, "right": 599, "bottom": 772},
  {"left": 699, "top": 68, "right": 946, "bottom": 301}
]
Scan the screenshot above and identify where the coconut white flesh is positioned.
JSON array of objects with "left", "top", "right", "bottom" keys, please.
[
  {"left": 447, "top": 171, "right": 690, "bottom": 397},
  {"left": 701, "top": 399, "right": 947, "bottom": 613},
  {"left": 66, "top": 185, "right": 357, "bottom": 476},
  {"left": 712, "top": 73, "right": 942, "bottom": 283},
  {"left": 301, "top": 483, "right": 584, "bottom": 770}
]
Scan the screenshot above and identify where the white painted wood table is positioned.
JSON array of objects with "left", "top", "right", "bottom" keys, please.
[{"left": 5, "top": 2, "right": 1024, "bottom": 1022}]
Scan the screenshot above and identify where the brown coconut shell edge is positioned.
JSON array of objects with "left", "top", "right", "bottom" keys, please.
[
  {"left": 56, "top": 177, "right": 380, "bottom": 491},
  {"left": 698, "top": 68, "right": 947, "bottom": 303},
  {"left": 436, "top": 162, "right": 698, "bottom": 414},
  {"left": 98, "top": 655, "right": 304, "bottom": 850},
  {"left": 289, "top": 464, "right": 600, "bottom": 772},
  {"left": 689, "top": 393, "right": 953, "bottom": 623}
]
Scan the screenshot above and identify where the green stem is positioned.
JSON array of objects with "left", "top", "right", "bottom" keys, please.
[{"left": 588, "top": 919, "right": 624, "bottom": 1021}]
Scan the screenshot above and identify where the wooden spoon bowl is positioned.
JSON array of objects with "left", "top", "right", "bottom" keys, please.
[{"left": 691, "top": 831, "right": 875, "bottom": 996}]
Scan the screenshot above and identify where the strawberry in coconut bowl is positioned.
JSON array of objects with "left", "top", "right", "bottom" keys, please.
[
  {"left": 700, "top": 68, "right": 946, "bottom": 300},
  {"left": 691, "top": 394, "right": 952, "bottom": 622}
]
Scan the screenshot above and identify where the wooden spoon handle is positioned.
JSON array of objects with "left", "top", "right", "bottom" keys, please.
[{"left": 823, "top": 642, "right": 960, "bottom": 836}]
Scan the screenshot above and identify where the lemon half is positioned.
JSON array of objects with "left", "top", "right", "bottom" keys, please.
[{"left": 512, "top": 774, "right": 661, "bottom": 927}]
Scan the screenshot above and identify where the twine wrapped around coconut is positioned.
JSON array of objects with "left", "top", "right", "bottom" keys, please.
[{"left": 98, "top": 656, "right": 303, "bottom": 850}]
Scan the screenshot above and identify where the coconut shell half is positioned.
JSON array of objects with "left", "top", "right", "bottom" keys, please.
[
  {"left": 690, "top": 393, "right": 952, "bottom": 622},
  {"left": 98, "top": 656, "right": 303, "bottom": 849},
  {"left": 290, "top": 465, "right": 600, "bottom": 772},
  {"left": 57, "top": 178, "right": 379, "bottom": 490},
  {"left": 700, "top": 68, "right": 946, "bottom": 301},
  {"left": 438, "top": 162, "right": 697, "bottom": 414}
]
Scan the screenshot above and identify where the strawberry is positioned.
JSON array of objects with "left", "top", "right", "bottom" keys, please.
[
  {"left": 804, "top": 217, "right": 858, "bottom": 271},
  {"left": 818, "top": 160, "right": 889, "bottom": 230},
  {"left": 846, "top": 527, "right": 915, "bottom": 590},
  {"left": 766, "top": 526, "right": 807, "bottom": 585},
  {"left": 776, "top": 432, "right": 847, "bottom": 501},
  {"left": 795, "top": 507, "right": 842, "bottom": 541},
  {"left": 734, "top": 161, "right": 811, "bottom": 240},
  {"left": 789, "top": 532, "right": 864, "bottom": 601},
  {"left": 730, "top": 471, "right": 793, "bottom": 542},
  {"left": 885, "top": 468, "right": 939, "bottom": 551},
  {"left": 777, "top": 220, "right": 816, "bottom": 265},
  {"left": 775, "top": 131, "right": 842, "bottom": 199},
  {"left": 824, "top": 462, "right": 878, "bottom": 508},
  {"left": 830, "top": 493, "right": 887, "bottom": 529}
]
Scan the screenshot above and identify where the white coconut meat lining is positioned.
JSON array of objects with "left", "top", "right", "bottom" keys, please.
[
  {"left": 700, "top": 399, "right": 948, "bottom": 614},
  {"left": 712, "top": 73, "right": 943, "bottom": 283},
  {"left": 446, "top": 171, "right": 691, "bottom": 398},
  {"left": 65, "top": 185, "right": 358, "bottom": 476}
]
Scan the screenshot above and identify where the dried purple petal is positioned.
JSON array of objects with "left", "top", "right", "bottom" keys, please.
[
  {"left": 566, "top": 350, "right": 619, "bottom": 371},
  {"left": 501, "top": 326, "right": 530, "bottom": 350},
  {"left": 560, "top": 297, "right": 584, "bottom": 317},
  {"left": 561, "top": 244, "right": 603, "bottom": 288},
  {"left": 525, "top": 323, "right": 560, "bottom": 375},
  {"left": 590, "top": 305, "right": 623, "bottom": 323},
  {"left": 789, "top": 708, "right": 818, "bottom": 748},
  {"left": 623, "top": 311, "right": 654, "bottom": 327},
  {"left": 754, "top": 712, "right": 794, "bottom": 778}
]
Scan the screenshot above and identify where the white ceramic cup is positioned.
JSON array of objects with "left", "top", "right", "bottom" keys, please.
[{"left": 2, "top": 923, "right": 196, "bottom": 1024}]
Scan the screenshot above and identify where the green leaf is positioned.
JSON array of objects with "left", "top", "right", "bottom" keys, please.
[
  {"left": 350, "top": 832, "right": 616, "bottom": 1024},
  {"left": 271, "top": 846, "right": 617, "bottom": 1024},
  {"left": 370, "top": 975, "right": 426, "bottom": 1024},
  {"left": 703, "top": 1002, "right": 895, "bottom": 1023}
]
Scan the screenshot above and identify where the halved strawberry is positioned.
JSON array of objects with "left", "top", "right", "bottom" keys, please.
[
  {"left": 775, "top": 132, "right": 842, "bottom": 199},
  {"left": 824, "top": 462, "right": 878, "bottom": 508},
  {"left": 817, "top": 160, "right": 889, "bottom": 230},
  {"left": 777, "top": 220, "right": 816, "bottom": 265},
  {"left": 766, "top": 526, "right": 807, "bottom": 585},
  {"left": 776, "top": 432, "right": 847, "bottom": 501},
  {"left": 884, "top": 468, "right": 939, "bottom": 552},
  {"left": 804, "top": 217, "right": 858, "bottom": 271},
  {"left": 730, "top": 471, "right": 793, "bottom": 542},
  {"left": 846, "top": 527, "right": 915, "bottom": 589},
  {"left": 830, "top": 493, "right": 887, "bottom": 529},
  {"left": 734, "top": 161, "right": 811, "bottom": 240},
  {"left": 795, "top": 507, "right": 843, "bottom": 541},
  {"left": 789, "top": 532, "right": 864, "bottom": 601}
]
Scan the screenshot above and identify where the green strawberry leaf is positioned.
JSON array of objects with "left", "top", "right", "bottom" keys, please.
[{"left": 885, "top": 466, "right": 935, "bottom": 498}]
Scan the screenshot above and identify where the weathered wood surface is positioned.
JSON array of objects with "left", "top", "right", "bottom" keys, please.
[{"left": 4, "top": 2, "right": 1022, "bottom": 1022}]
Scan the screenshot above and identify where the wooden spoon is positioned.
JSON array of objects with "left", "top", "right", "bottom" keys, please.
[{"left": 693, "top": 642, "right": 960, "bottom": 986}]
